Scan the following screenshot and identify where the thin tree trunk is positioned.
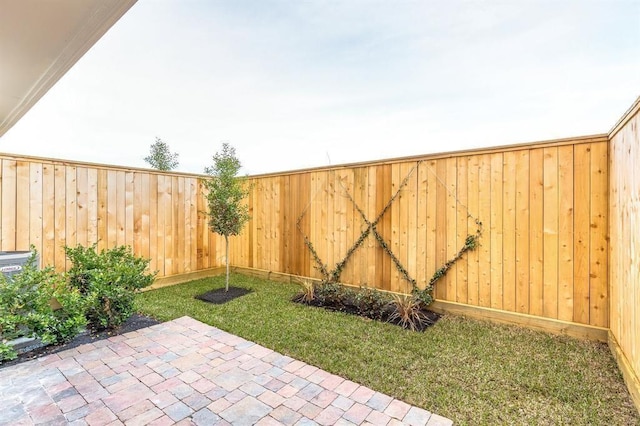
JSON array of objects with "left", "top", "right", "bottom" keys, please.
[{"left": 225, "top": 234, "right": 229, "bottom": 292}]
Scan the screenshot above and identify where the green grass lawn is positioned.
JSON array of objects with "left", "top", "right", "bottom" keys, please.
[{"left": 136, "top": 273, "right": 639, "bottom": 425}]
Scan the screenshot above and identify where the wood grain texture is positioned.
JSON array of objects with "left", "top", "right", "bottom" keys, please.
[{"left": 608, "top": 98, "right": 640, "bottom": 412}]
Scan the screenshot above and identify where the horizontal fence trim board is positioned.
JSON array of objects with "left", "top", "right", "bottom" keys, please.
[
  {"left": 247, "top": 134, "right": 609, "bottom": 179},
  {"left": 608, "top": 331, "right": 640, "bottom": 413},
  {"left": 0, "top": 152, "right": 210, "bottom": 179},
  {"left": 429, "top": 300, "right": 608, "bottom": 342},
  {"left": 147, "top": 267, "right": 225, "bottom": 291},
  {"left": 609, "top": 95, "right": 640, "bottom": 139}
]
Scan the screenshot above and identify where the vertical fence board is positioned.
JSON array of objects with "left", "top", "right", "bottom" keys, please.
[
  {"left": 589, "top": 142, "right": 608, "bottom": 327},
  {"left": 466, "top": 156, "right": 480, "bottom": 305},
  {"left": 573, "top": 144, "right": 591, "bottom": 324},
  {"left": 477, "top": 155, "right": 492, "bottom": 307},
  {"left": 490, "top": 153, "right": 504, "bottom": 309},
  {"left": 543, "top": 147, "right": 559, "bottom": 319},
  {"left": 515, "top": 151, "right": 530, "bottom": 313},
  {"left": 558, "top": 146, "right": 575, "bottom": 321},
  {"left": 1, "top": 160, "right": 17, "bottom": 251},
  {"left": 16, "top": 162, "right": 30, "bottom": 250},
  {"left": 29, "top": 163, "right": 43, "bottom": 257},
  {"left": 529, "top": 149, "right": 544, "bottom": 316},
  {"left": 502, "top": 152, "right": 517, "bottom": 312},
  {"left": 77, "top": 167, "right": 89, "bottom": 247},
  {"left": 87, "top": 169, "right": 98, "bottom": 247},
  {"left": 42, "top": 164, "right": 55, "bottom": 267}
]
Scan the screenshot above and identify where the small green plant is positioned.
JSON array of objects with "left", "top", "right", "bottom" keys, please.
[
  {"left": 0, "top": 250, "right": 86, "bottom": 363},
  {"left": 388, "top": 294, "right": 427, "bottom": 331},
  {"left": 0, "top": 342, "right": 17, "bottom": 362},
  {"left": 292, "top": 278, "right": 316, "bottom": 303},
  {"left": 65, "top": 244, "right": 156, "bottom": 330},
  {"left": 353, "top": 286, "right": 391, "bottom": 320}
]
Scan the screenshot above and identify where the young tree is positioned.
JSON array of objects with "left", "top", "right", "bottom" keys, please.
[
  {"left": 144, "top": 137, "right": 179, "bottom": 171},
  {"left": 204, "top": 143, "right": 250, "bottom": 291}
]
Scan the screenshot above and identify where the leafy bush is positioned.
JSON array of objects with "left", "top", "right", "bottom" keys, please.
[
  {"left": 0, "top": 251, "right": 86, "bottom": 362},
  {"left": 353, "top": 286, "right": 392, "bottom": 320},
  {"left": 65, "top": 245, "right": 156, "bottom": 330}
]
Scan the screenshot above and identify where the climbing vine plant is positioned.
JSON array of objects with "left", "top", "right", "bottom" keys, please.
[{"left": 296, "top": 161, "right": 483, "bottom": 307}]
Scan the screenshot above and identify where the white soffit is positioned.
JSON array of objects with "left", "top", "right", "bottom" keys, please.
[{"left": 0, "top": 0, "right": 137, "bottom": 137}]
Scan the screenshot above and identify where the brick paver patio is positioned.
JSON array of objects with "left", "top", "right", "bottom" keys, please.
[{"left": 0, "top": 316, "right": 453, "bottom": 425}]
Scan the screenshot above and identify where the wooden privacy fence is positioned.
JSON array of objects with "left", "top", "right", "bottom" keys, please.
[
  {"left": 231, "top": 135, "right": 610, "bottom": 329},
  {"left": 0, "top": 136, "right": 610, "bottom": 330},
  {"left": 0, "top": 156, "right": 223, "bottom": 278}
]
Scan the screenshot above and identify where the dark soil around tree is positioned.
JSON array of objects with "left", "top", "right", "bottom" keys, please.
[
  {"left": 295, "top": 298, "right": 440, "bottom": 332},
  {"left": 0, "top": 314, "right": 161, "bottom": 370},
  {"left": 195, "top": 286, "right": 252, "bottom": 305}
]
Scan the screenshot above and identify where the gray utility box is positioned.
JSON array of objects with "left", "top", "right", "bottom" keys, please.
[{"left": 0, "top": 251, "right": 38, "bottom": 279}]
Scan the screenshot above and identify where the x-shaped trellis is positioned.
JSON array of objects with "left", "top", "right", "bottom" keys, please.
[{"left": 296, "top": 163, "right": 421, "bottom": 289}]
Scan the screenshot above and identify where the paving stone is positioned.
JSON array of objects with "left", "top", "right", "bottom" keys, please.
[
  {"left": 295, "top": 416, "right": 319, "bottom": 426},
  {"left": 331, "top": 395, "right": 355, "bottom": 411},
  {"left": 118, "top": 399, "right": 155, "bottom": 421},
  {"left": 139, "top": 372, "right": 164, "bottom": 387},
  {"left": 426, "top": 413, "right": 453, "bottom": 426},
  {"left": 298, "top": 382, "right": 324, "bottom": 401},
  {"left": 277, "top": 384, "right": 299, "bottom": 398},
  {"left": 224, "top": 388, "right": 248, "bottom": 404},
  {"left": 207, "top": 397, "right": 232, "bottom": 414},
  {"left": 170, "top": 383, "right": 195, "bottom": 399},
  {"left": 191, "top": 407, "right": 221, "bottom": 425},
  {"left": 385, "top": 399, "right": 412, "bottom": 420},
  {"left": 255, "top": 416, "right": 284, "bottom": 426},
  {"left": 314, "top": 405, "right": 344, "bottom": 425},
  {"left": 164, "top": 401, "right": 194, "bottom": 422},
  {"left": 219, "top": 395, "right": 271, "bottom": 426},
  {"left": 191, "top": 378, "right": 216, "bottom": 394},
  {"left": 282, "top": 395, "right": 307, "bottom": 411},
  {"left": 0, "top": 403, "right": 27, "bottom": 424},
  {"left": 264, "top": 378, "right": 286, "bottom": 392},
  {"left": 268, "top": 405, "right": 302, "bottom": 425},
  {"left": 334, "top": 380, "right": 359, "bottom": 397},
  {"left": 64, "top": 400, "right": 106, "bottom": 422},
  {"left": 213, "top": 370, "right": 255, "bottom": 391},
  {"left": 298, "top": 402, "right": 323, "bottom": 419},
  {"left": 147, "top": 415, "right": 175, "bottom": 426},
  {"left": 27, "top": 402, "right": 63, "bottom": 423},
  {"left": 366, "top": 391, "right": 393, "bottom": 411},
  {"left": 51, "top": 386, "right": 79, "bottom": 402},
  {"left": 182, "top": 393, "right": 211, "bottom": 411},
  {"left": 126, "top": 407, "right": 164, "bottom": 426},
  {"left": 258, "top": 389, "right": 286, "bottom": 408},
  {"left": 350, "top": 386, "right": 376, "bottom": 404},
  {"left": 239, "top": 381, "right": 267, "bottom": 397},
  {"left": 149, "top": 391, "right": 179, "bottom": 409},
  {"left": 84, "top": 405, "right": 117, "bottom": 425},
  {"left": 403, "top": 406, "right": 433, "bottom": 426},
  {"left": 366, "top": 409, "right": 392, "bottom": 425},
  {"left": 57, "top": 394, "right": 87, "bottom": 413},
  {"left": 343, "top": 402, "right": 373, "bottom": 424}
]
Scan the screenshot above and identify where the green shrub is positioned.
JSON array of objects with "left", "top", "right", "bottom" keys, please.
[
  {"left": 65, "top": 244, "right": 156, "bottom": 330},
  {"left": 0, "top": 251, "right": 86, "bottom": 362}
]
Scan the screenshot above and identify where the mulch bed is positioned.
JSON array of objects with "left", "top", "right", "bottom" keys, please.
[
  {"left": 0, "top": 314, "right": 161, "bottom": 370},
  {"left": 296, "top": 298, "right": 440, "bottom": 332},
  {"left": 195, "top": 287, "right": 252, "bottom": 304}
]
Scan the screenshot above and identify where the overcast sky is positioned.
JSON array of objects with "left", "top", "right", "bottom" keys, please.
[{"left": 2, "top": 0, "right": 639, "bottom": 175}]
